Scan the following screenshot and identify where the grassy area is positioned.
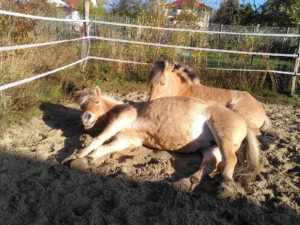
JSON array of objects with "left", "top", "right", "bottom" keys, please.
[
  {"left": 2, "top": 65, "right": 299, "bottom": 131},
  {"left": 1, "top": 1, "right": 300, "bottom": 135}
]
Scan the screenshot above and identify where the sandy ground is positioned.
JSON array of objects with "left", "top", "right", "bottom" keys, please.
[{"left": 0, "top": 91, "right": 299, "bottom": 225}]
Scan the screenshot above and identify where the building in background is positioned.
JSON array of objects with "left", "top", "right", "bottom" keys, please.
[
  {"left": 24, "top": 0, "right": 98, "bottom": 20},
  {"left": 168, "top": 0, "right": 212, "bottom": 28}
]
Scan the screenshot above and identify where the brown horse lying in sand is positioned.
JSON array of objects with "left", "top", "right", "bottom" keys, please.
[
  {"left": 63, "top": 86, "right": 260, "bottom": 199},
  {"left": 148, "top": 60, "right": 277, "bottom": 138}
]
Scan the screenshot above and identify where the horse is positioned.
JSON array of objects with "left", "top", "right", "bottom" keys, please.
[
  {"left": 148, "top": 60, "right": 277, "bottom": 138},
  {"left": 62, "top": 86, "right": 260, "bottom": 200}
]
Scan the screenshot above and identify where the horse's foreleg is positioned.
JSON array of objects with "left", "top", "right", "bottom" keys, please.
[
  {"left": 75, "top": 115, "right": 136, "bottom": 159},
  {"left": 174, "top": 145, "right": 221, "bottom": 192},
  {"left": 68, "top": 135, "right": 142, "bottom": 171},
  {"left": 87, "top": 135, "right": 142, "bottom": 161}
]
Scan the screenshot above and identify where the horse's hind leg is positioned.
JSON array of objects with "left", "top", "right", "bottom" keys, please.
[
  {"left": 216, "top": 140, "right": 238, "bottom": 199},
  {"left": 174, "top": 145, "right": 222, "bottom": 192}
]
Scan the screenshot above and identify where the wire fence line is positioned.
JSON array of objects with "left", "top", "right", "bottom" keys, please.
[
  {"left": 0, "top": 58, "right": 88, "bottom": 91},
  {"left": 89, "top": 36, "right": 298, "bottom": 58},
  {"left": 92, "top": 20, "right": 300, "bottom": 38},
  {"left": 0, "top": 37, "right": 88, "bottom": 51},
  {"left": 1, "top": 10, "right": 300, "bottom": 38},
  {"left": 1, "top": 55, "right": 299, "bottom": 92},
  {"left": 1, "top": 35, "right": 297, "bottom": 58},
  {"left": 88, "top": 56, "right": 151, "bottom": 65},
  {"left": 206, "top": 68, "right": 300, "bottom": 76},
  {"left": 0, "top": 10, "right": 89, "bottom": 23},
  {"left": 0, "top": 9, "right": 300, "bottom": 93}
]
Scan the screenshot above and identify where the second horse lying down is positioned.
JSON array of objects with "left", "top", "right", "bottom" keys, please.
[
  {"left": 148, "top": 60, "right": 277, "bottom": 137},
  {"left": 63, "top": 86, "right": 260, "bottom": 199}
]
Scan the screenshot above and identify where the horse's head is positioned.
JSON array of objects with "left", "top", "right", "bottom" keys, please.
[
  {"left": 75, "top": 86, "right": 109, "bottom": 130},
  {"left": 148, "top": 60, "right": 199, "bottom": 101}
]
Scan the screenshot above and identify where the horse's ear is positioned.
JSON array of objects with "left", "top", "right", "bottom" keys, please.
[
  {"left": 95, "top": 86, "right": 101, "bottom": 97},
  {"left": 165, "top": 63, "right": 174, "bottom": 74},
  {"left": 192, "top": 77, "right": 200, "bottom": 85}
]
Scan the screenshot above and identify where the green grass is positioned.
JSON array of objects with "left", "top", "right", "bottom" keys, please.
[
  {"left": 6, "top": 107, "right": 42, "bottom": 126},
  {"left": 1, "top": 58, "right": 299, "bottom": 134}
]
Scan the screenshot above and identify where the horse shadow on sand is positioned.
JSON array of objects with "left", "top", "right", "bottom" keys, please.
[
  {"left": 39, "top": 101, "right": 280, "bottom": 193},
  {"left": 39, "top": 102, "right": 207, "bottom": 184},
  {"left": 37, "top": 102, "right": 300, "bottom": 225},
  {"left": 39, "top": 102, "right": 87, "bottom": 163}
]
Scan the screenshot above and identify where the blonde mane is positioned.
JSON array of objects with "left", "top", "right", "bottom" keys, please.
[
  {"left": 102, "top": 94, "right": 125, "bottom": 105},
  {"left": 75, "top": 89, "right": 125, "bottom": 106},
  {"left": 149, "top": 60, "right": 198, "bottom": 85}
]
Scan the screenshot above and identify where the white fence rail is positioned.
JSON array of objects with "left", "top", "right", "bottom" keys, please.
[
  {"left": 0, "top": 37, "right": 88, "bottom": 51},
  {"left": 0, "top": 58, "right": 88, "bottom": 91},
  {"left": 0, "top": 9, "right": 299, "bottom": 94}
]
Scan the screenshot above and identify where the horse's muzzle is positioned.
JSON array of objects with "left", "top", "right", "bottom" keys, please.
[{"left": 81, "top": 112, "right": 96, "bottom": 129}]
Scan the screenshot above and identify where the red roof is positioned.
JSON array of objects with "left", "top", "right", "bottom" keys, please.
[
  {"left": 63, "top": 0, "right": 80, "bottom": 9},
  {"left": 169, "top": 0, "right": 211, "bottom": 9},
  {"left": 62, "top": 7, "right": 75, "bottom": 13},
  {"left": 27, "top": 0, "right": 80, "bottom": 9}
]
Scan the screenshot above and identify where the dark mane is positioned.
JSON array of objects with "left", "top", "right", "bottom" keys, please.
[
  {"left": 148, "top": 60, "right": 168, "bottom": 85},
  {"left": 148, "top": 60, "right": 198, "bottom": 85}
]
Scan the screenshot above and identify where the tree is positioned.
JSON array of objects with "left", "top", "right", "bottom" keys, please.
[
  {"left": 257, "top": 0, "right": 298, "bottom": 27},
  {"left": 211, "top": 0, "right": 240, "bottom": 25},
  {"left": 109, "top": 0, "right": 151, "bottom": 18},
  {"left": 77, "top": 0, "right": 106, "bottom": 17},
  {"left": 239, "top": 3, "right": 257, "bottom": 25}
]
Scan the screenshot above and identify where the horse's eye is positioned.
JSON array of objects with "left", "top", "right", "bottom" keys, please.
[
  {"left": 95, "top": 100, "right": 100, "bottom": 104},
  {"left": 161, "top": 82, "right": 166, "bottom": 86}
]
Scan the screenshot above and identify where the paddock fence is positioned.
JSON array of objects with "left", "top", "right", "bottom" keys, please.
[{"left": 0, "top": 3, "right": 300, "bottom": 95}]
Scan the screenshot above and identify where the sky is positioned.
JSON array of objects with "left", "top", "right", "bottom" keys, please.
[
  {"left": 202, "top": 0, "right": 268, "bottom": 10},
  {"left": 105, "top": 1, "right": 268, "bottom": 11}
]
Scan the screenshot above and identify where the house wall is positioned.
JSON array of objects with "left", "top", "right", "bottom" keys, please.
[
  {"left": 91, "top": 0, "right": 97, "bottom": 6},
  {"left": 168, "top": 8, "right": 211, "bottom": 28},
  {"left": 47, "top": 0, "right": 67, "bottom": 7}
]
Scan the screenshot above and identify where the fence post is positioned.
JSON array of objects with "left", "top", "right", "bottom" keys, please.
[
  {"left": 94, "top": 15, "right": 96, "bottom": 36},
  {"left": 290, "top": 31, "right": 300, "bottom": 96},
  {"left": 281, "top": 27, "right": 289, "bottom": 52},
  {"left": 80, "top": 1, "right": 90, "bottom": 72},
  {"left": 218, "top": 24, "right": 223, "bottom": 66}
]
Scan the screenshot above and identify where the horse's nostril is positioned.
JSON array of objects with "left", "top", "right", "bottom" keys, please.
[{"left": 87, "top": 113, "right": 91, "bottom": 120}]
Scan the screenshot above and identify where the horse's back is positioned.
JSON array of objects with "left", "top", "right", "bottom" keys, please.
[
  {"left": 227, "top": 91, "right": 266, "bottom": 128},
  {"left": 190, "top": 85, "right": 266, "bottom": 129},
  {"left": 128, "top": 97, "right": 214, "bottom": 151}
]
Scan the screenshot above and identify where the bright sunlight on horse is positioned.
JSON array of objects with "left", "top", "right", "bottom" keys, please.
[
  {"left": 148, "top": 60, "right": 278, "bottom": 138},
  {"left": 62, "top": 86, "right": 260, "bottom": 199}
]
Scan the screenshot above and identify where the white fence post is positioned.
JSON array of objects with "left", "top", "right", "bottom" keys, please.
[
  {"left": 80, "top": 1, "right": 90, "bottom": 72},
  {"left": 290, "top": 31, "right": 300, "bottom": 96},
  {"left": 218, "top": 24, "right": 223, "bottom": 66}
]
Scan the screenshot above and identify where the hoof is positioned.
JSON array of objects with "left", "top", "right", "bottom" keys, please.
[
  {"left": 173, "top": 178, "right": 193, "bottom": 192},
  {"left": 61, "top": 150, "right": 79, "bottom": 165},
  {"left": 257, "top": 135, "right": 276, "bottom": 145},
  {"left": 70, "top": 158, "right": 91, "bottom": 172},
  {"left": 217, "top": 183, "right": 234, "bottom": 199}
]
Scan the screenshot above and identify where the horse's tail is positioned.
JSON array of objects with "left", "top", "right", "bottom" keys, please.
[
  {"left": 259, "top": 116, "right": 279, "bottom": 139},
  {"left": 234, "top": 129, "right": 260, "bottom": 191}
]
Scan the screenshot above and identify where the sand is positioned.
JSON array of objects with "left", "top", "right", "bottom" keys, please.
[{"left": 0, "top": 91, "right": 299, "bottom": 225}]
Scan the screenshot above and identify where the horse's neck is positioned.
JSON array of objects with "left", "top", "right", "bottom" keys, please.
[
  {"left": 103, "top": 98, "right": 128, "bottom": 115},
  {"left": 182, "top": 84, "right": 235, "bottom": 106},
  {"left": 177, "top": 82, "right": 192, "bottom": 96}
]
